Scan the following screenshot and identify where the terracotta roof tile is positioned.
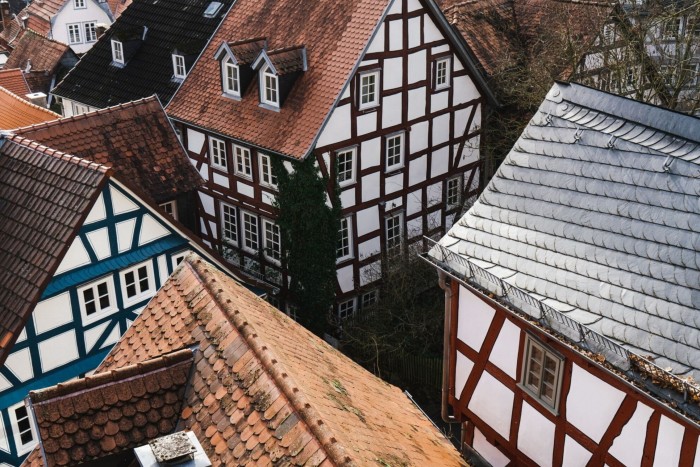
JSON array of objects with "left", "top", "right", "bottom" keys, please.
[
  {"left": 166, "top": 0, "right": 390, "bottom": 159},
  {"left": 0, "top": 68, "right": 31, "bottom": 98},
  {"left": 4, "top": 29, "right": 69, "bottom": 74},
  {"left": 0, "top": 86, "right": 58, "bottom": 129},
  {"left": 0, "top": 136, "right": 109, "bottom": 367},
  {"left": 15, "top": 96, "right": 202, "bottom": 202},
  {"left": 0, "top": 16, "right": 24, "bottom": 47}
]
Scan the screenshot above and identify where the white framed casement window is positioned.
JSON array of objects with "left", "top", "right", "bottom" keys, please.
[
  {"left": 337, "top": 297, "right": 357, "bottom": 320},
  {"left": 223, "top": 59, "right": 240, "bottom": 97},
  {"left": 446, "top": 176, "right": 462, "bottom": 209},
  {"left": 262, "top": 219, "right": 281, "bottom": 264},
  {"left": 233, "top": 145, "right": 252, "bottom": 178},
  {"left": 77, "top": 276, "right": 117, "bottom": 325},
  {"left": 172, "top": 54, "right": 186, "bottom": 79},
  {"left": 361, "top": 290, "right": 378, "bottom": 308},
  {"left": 221, "top": 203, "right": 238, "bottom": 246},
  {"left": 385, "top": 132, "right": 404, "bottom": 172},
  {"left": 111, "top": 40, "right": 124, "bottom": 64},
  {"left": 120, "top": 261, "right": 155, "bottom": 307},
  {"left": 242, "top": 211, "right": 259, "bottom": 253},
  {"left": 261, "top": 65, "right": 279, "bottom": 107},
  {"left": 83, "top": 22, "right": 97, "bottom": 42},
  {"left": 336, "top": 216, "right": 352, "bottom": 261},
  {"left": 358, "top": 70, "right": 380, "bottom": 109},
  {"left": 74, "top": 0, "right": 85, "bottom": 8},
  {"left": 209, "top": 136, "right": 227, "bottom": 170},
  {"left": 259, "top": 153, "right": 278, "bottom": 188},
  {"left": 434, "top": 57, "right": 451, "bottom": 90},
  {"left": 9, "top": 401, "right": 36, "bottom": 456},
  {"left": 521, "top": 335, "right": 564, "bottom": 413},
  {"left": 72, "top": 102, "right": 89, "bottom": 115},
  {"left": 159, "top": 200, "right": 177, "bottom": 220},
  {"left": 67, "top": 23, "right": 82, "bottom": 44},
  {"left": 336, "top": 147, "right": 356, "bottom": 187},
  {"left": 385, "top": 211, "right": 403, "bottom": 256}
]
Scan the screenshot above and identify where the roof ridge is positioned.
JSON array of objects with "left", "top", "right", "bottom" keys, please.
[
  {"left": 23, "top": 27, "right": 66, "bottom": 46},
  {"left": 186, "top": 257, "right": 356, "bottom": 466},
  {"left": 5, "top": 135, "right": 113, "bottom": 173},
  {"left": 30, "top": 348, "right": 193, "bottom": 403},
  {"left": 0, "top": 85, "right": 59, "bottom": 117}
]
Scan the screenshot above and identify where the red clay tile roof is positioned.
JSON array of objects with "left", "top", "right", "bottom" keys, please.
[
  {"left": 0, "top": 16, "right": 24, "bottom": 47},
  {"left": 0, "top": 68, "right": 30, "bottom": 97},
  {"left": 4, "top": 29, "right": 70, "bottom": 74},
  {"left": 28, "top": 349, "right": 193, "bottom": 467},
  {"left": 0, "top": 136, "right": 110, "bottom": 366},
  {"left": 166, "top": 0, "right": 392, "bottom": 159},
  {"left": 23, "top": 254, "right": 466, "bottom": 466},
  {"left": 0, "top": 86, "right": 59, "bottom": 129},
  {"left": 107, "top": 0, "right": 132, "bottom": 18},
  {"left": 20, "top": 0, "right": 63, "bottom": 36},
  {"left": 14, "top": 96, "right": 203, "bottom": 202}
]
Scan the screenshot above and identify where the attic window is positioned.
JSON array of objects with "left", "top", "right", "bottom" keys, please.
[
  {"left": 111, "top": 39, "right": 124, "bottom": 65},
  {"left": 74, "top": 0, "right": 86, "bottom": 8},
  {"left": 223, "top": 58, "right": 240, "bottom": 96},
  {"left": 261, "top": 65, "right": 279, "bottom": 107},
  {"left": 172, "top": 54, "right": 186, "bottom": 79},
  {"left": 203, "top": 1, "right": 223, "bottom": 18}
]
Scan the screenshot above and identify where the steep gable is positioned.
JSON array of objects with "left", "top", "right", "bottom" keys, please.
[{"left": 0, "top": 86, "right": 60, "bottom": 129}]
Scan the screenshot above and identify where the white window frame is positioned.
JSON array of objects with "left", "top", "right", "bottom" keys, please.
[
  {"left": 221, "top": 203, "right": 238, "bottom": 246},
  {"left": 77, "top": 276, "right": 117, "bottom": 325},
  {"left": 337, "top": 297, "right": 357, "bottom": 320},
  {"left": 9, "top": 401, "right": 36, "bottom": 456},
  {"left": 261, "top": 65, "right": 279, "bottom": 107},
  {"left": 385, "top": 132, "right": 404, "bottom": 172},
  {"left": 233, "top": 145, "right": 252, "bottom": 178},
  {"left": 223, "top": 59, "right": 240, "bottom": 97},
  {"left": 385, "top": 212, "right": 403, "bottom": 255},
  {"left": 361, "top": 290, "right": 378, "bottom": 308},
  {"left": 159, "top": 200, "right": 177, "bottom": 220},
  {"left": 74, "top": 0, "right": 86, "bottom": 8},
  {"left": 111, "top": 40, "right": 124, "bottom": 65},
  {"left": 83, "top": 21, "right": 97, "bottom": 42},
  {"left": 119, "top": 261, "right": 156, "bottom": 307},
  {"left": 67, "top": 23, "right": 82, "bottom": 44},
  {"left": 520, "top": 335, "right": 564, "bottom": 413},
  {"left": 336, "top": 147, "right": 356, "bottom": 187},
  {"left": 262, "top": 219, "right": 281, "bottom": 264},
  {"left": 446, "top": 176, "right": 462, "bottom": 209},
  {"left": 434, "top": 57, "right": 451, "bottom": 90},
  {"left": 337, "top": 216, "right": 352, "bottom": 262},
  {"left": 72, "top": 102, "right": 89, "bottom": 115},
  {"left": 358, "top": 70, "right": 380, "bottom": 110},
  {"left": 172, "top": 54, "right": 186, "bottom": 79},
  {"left": 242, "top": 211, "right": 259, "bottom": 253},
  {"left": 171, "top": 250, "right": 188, "bottom": 269},
  {"left": 209, "top": 136, "right": 227, "bottom": 170},
  {"left": 259, "top": 153, "right": 277, "bottom": 188}
]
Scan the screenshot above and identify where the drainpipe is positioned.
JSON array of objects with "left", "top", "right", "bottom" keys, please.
[{"left": 438, "top": 270, "right": 457, "bottom": 423}]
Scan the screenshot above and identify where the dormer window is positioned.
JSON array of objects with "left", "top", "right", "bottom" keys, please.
[
  {"left": 223, "top": 58, "right": 240, "bottom": 96},
  {"left": 214, "top": 38, "right": 267, "bottom": 100},
  {"left": 74, "top": 0, "right": 85, "bottom": 8},
  {"left": 172, "top": 54, "right": 186, "bottom": 79},
  {"left": 261, "top": 65, "right": 279, "bottom": 107},
  {"left": 111, "top": 40, "right": 124, "bottom": 65},
  {"left": 251, "top": 45, "right": 307, "bottom": 110}
]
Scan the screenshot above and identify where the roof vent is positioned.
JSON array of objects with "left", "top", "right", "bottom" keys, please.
[
  {"left": 134, "top": 431, "right": 211, "bottom": 467},
  {"left": 202, "top": 1, "right": 222, "bottom": 18}
]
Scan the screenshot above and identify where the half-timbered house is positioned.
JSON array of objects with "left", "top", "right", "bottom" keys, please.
[
  {"left": 0, "top": 135, "right": 243, "bottom": 465},
  {"left": 166, "top": 0, "right": 495, "bottom": 316},
  {"left": 425, "top": 82, "right": 700, "bottom": 466}
]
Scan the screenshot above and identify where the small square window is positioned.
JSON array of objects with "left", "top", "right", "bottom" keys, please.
[
  {"left": 221, "top": 203, "right": 238, "bottom": 246},
  {"left": 385, "top": 133, "right": 404, "bottom": 171},
  {"left": 385, "top": 212, "right": 403, "bottom": 256},
  {"left": 242, "top": 211, "right": 259, "bottom": 253},
  {"left": 263, "top": 219, "right": 281, "bottom": 264},
  {"left": 337, "top": 298, "right": 357, "bottom": 320},
  {"left": 223, "top": 59, "right": 240, "bottom": 96},
  {"left": 521, "top": 336, "right": 564, "bottom": 412},
  {"left": 159, "top": 200, "right": 177, "bottom": 220},
  {"left": 435, "top": 57, "right": 451, "bottom": 90},
  {"left": 120, "top": 261, "right": 155, "bottom": 306},
  {"left": 210, "top": 137, "right": 227, "bottom": 170},
  {"left": 261, "top": 66, "right": 279, "bottom": 107},
  {"left": 68, "top": 24, "right": 82, "bottom": 44},
  {"left": 337, "top": 216, "right": 352, "bottom": 261},
  {"left": 663, "top": 18, "right": 681, "bottom": 38},
  {"left": 111, "top": 40, "right": 124, "bottom": 64},
  {"left": 172, "top": 54, "right": 186, "bottom": 79},
  {"left": 74, "top": 0, "right": 85, "bottom": 8},
  {"left": 336, "top": 147, "right": 356, "bottom": 187},
  {"left": 359, "top": 70, "right": 380, "bottom": 109},
  {"left": 234, "top": 145, "right": 252, "bottom": 178},
  {"left": 10, "top": 402, "right": 36, "bottom": 456},
  {"left": 84, "top": 22, "right": 97, "bottom": 42},
  {"left": 361, "top": 290, "right": 378, "bottom": 308},
  {"left": 446, "top": 177, "right": 461, "bottom": 209},
  {"left": 259, "top": 153, "right": 278, "bottom": 188},
  {"left": 78, "top": 277, "right": 117, "bottom": 324}
]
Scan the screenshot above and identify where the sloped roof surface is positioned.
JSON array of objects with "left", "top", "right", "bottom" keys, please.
[
  {"left": 4, "top": 29, "right": 69, "bottom": 73},
  {"left": 166, "top": 0, "right": 392, "bottom": 159},
  {"left": 0, "top": 68, "right": 31, "bottom": 97},
  {"left": 0, "top": 136, "right": 109, "bottom": 366},
  {"left": 15, "top": 96, "right": 202, "bottom": 202},
  {"left": 0, "top": 16, "right": 24, "bottom": 47},
  {"left": 28, "top": 349, "right": 193, "bottom": 467},
  {"left": 24, "top": 254, "right": 466, "bottom": 466},
  {"left": 432, "top": 81, "right": 700, "bottom": 378},
  {"left": 51, "top": 0, "right": 233, "bottom": 108},
  {"left": 0, "top": 86, "right": 59, "bottom": 129},
  {"left": 21, "top": 0, "right": 63, "bottom": 36}
]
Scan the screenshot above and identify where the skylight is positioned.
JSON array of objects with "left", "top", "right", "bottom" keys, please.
[{"left": 203, "top": 1, "right": 223, "bottom": 18}]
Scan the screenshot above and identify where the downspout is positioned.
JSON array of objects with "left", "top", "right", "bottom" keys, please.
[{"left": 438, "top": 270, "right": 457, "bottom": 423}]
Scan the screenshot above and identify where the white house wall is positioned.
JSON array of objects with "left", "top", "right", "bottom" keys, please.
[{"left": 52, "top": 0, "right": 111, "bottom": 54}]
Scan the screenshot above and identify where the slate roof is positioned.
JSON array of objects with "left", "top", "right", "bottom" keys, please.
[
  {"left": 430, "top": 81, "right": 700, "bottom": 379},
  {"left": 167, "top": 0, "right": 493, "bottom": 159},
  {"left": 14, "top": 96, "right": 202, "bottom": 203},
  {"left": 28, "top": 349, "right": 193, "bottom": 467},
  {"left": 0, "top": 136, "right": 110, "bottom": 366},
  {"left": 4, "top": 29, "right": 70, "bottom": 75},
  {"left": 24, "top": 254, "right": 467, "bottom": 466},
  {"left": 51, "top": 0, "right": 233, "bottom": 109},
  {"left": 0, "top": 68, "right": 30, "bottom": 97},
  {"left": 0, "top": 86, "right": 59, "bottom": 129}
]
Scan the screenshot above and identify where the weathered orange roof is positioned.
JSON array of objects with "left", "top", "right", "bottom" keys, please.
[
  {"left": 24, "top": 254, "right": 467, "bottom": 466},
  {"left": 4, "top": 29, "right": 70, "bottom": 74},
  {"left": 20, "top": 0, "right": 62, "bottom": 36},
  {"left": 0, "top": 86, "right": 58, "bottom": 129},
  {"left": 166, "top": 0, "right": 390, "bottom": 159},
  {"left": 0, "top": 68, "right": 30, "bottom": 98}
]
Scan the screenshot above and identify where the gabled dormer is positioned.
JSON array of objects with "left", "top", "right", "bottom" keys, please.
[
  {"left": 110, "top": 25, "right": 147, "bottom": 66},
  {"left": 171, "top": 41, "right": 203, "bottom": 81},
  {"left": 251, "top": 45, "right": 307, "bottom": 110},
  {"left": 214, "top": 38, "right": 266, "bottom": 99}
]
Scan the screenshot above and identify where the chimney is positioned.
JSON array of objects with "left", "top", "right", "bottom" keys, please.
[
  {"left": 24, "top": 58, "right": 31, "bottom": 73},
  {"left": 133, "top": 431, "right": 211, "bottom": 467},
  {"left": 25, "top": 92, "right": 47, "bottom": 107},
  {"left": 96, "top": 22, "right": 107, "bottom": 38}
]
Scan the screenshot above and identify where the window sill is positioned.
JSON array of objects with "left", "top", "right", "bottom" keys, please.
[
  {"left": 259, "top": 102, "right": 280, "bottom": 112},
  {"left": 384, "top": 165, "right": 404, "bottom": 175},
  {"left": 336, "top": 255, "right": 354, "bottom": 265},
  {"left": 433, "top": 85, "right": 450, "bottom": 93},
  {"left": 222, "top": 93, "right": 242, "bottom": 101},
  {"left": 357, "top": 104, "right": 379, "bottom": 114},
  {"left": 211, "top": 163, "right": 228, "bottom": 172},
  {"left": 517, "top": 382, "right": 560, "bottom": 416}
]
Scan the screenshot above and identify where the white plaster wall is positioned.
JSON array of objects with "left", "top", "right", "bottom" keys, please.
[
  {"left": 84, "top": 321, "right": 109, "bottom": 353},
  {"left": 237, "top": 182, "right": 254, "bottom": 198},
  {"left": 116, "top": 218, "right": 136, "bottom": 253},
  {"left": 54, "top": 238, "right": 91, "bottom": 275},
  {"left": 410, "top": 120, "right": 429, "bottom": 153},
  {"left": 387, "top": 0, "right": 401, "bottom": 15},
  {"left": 34, "top": 293, "right": 73, "bottom": 335},
  {"left": 383, "top": 57, "right": 402, "bottom": 90},
  {"left": 362, "top": 172, "right": 380, "bottom": 202},
  {"left": 406, "top": 217, "right": 422, "bottom": 238},
  {"left": 340, "top": 187, "right": 355, "bottom": 208},
  {"left": 423, "top": 14, "right": 442, "bottom": 43},
  {"left": 382, "top": 93, "right": 402, "bottom": 127},
  {"left": 385, "top": 173, "right": 402, "bottom": 195},
  {"left": 432, "top": 113, "right": 451, "bottom": 146},
  {"left": 653, "top": 416, "right": 685, "bottom": 467},
  {"left": 356, "top": 206, "right": 379, "bottom": 237},
  {"left": 458, "top": 286, "right": 495, "bottom": 350},
  {"left": 138, "top": 215, "right": 169, "bottom": 246},
  {"left": 407, "top": 50, "right": 426, "bottom": 84},
  {"left": 358, "top": 237, "right": 380, "bottom": 259},
  {"left": 389, "top": 19, "right": 403, "bottom": 51},
  {"left": 337, "top": 265, "right": 354, "bottom": 293},
  {"left": 199, "top": 192, "right": 215, "bottom": 216},
  {"left": 431, "top": 91, "right": 449, "bottom": 113},
  {"left": 562, "top": 436, "right": 591, "bottom": 466},
  {"left": 427, "top": 181, "right": 442, "bottom": 206},
  {"left": 86, "top": 227, "right": 111, "bottom": 260},
  {"left": 408, "top": 16, "right": 421, "bottom": 48},
  {"left": 430, "top": 146, "right": 449, "bottom": 178},
  {"left": 110, "top": 186, "right": 138, "bottom": 214},
  {"left": 157, "top": 254, "right": 169, "bottom": 284},
  {"left": 187, "top": 129, "right": 205, "bottom": 153},
  {"left": 455, "top": 352, "right": 473, "bottom": 399},
  {"left": 357, "top": 113, "right": 377, "bottom": 136},
  {"left": 473, "top": 429, "right": 510, "bottom": 467},
  {"left": 453, "top": 75, "right": 479, "bottom": 106},
  {"left": 366, "top": 24, "right": 384, "bottom": 54},
  {"left": 488, "top": 318, "right": 520, "bottom": 379},
  {"left": 518, "top": 402, "right": 555, "bottom": 467},
  {"left": 5, "top": 349, "right": 32, "bottom": 382},
  {"left": 566, "top": 364, "right": 626, "bottom": 443},
  {"left": 213, "top": 173, "right": 229, "bottom": 188},
  {"left": 407, "top": 87, "right": 426, "bottom": 120},
  {"left": 407, "top": 0, "right": 421, "bottom": 12},
  {"left": 84, "top": 193, "right": 106, "bottom": 224},
  {"left": 409, "top": 155, "right": 427, "bottom": 186},
  {"left": 360, "top": 260, "right": 381, "bottom": 286},
  {"left": 406, "top": 189, "right": 422, "bottom": 216},
  {"left": 39, "top": 330, "right": 79, "bottom": 372},
  {"left": 361, "top": 138, "right": 381, "bottom": 169},
  {"left": 468, "top": 371, "right": 513, "bottom": 439},
  {"left": 316, "top": 104, "right": 351, "bottom": 148},
  {"left": 53, "top": 0, "right": 111, "bottom": 54},
  {"left": 609, "top": 402, "right": 653, "bottom": 467}
]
